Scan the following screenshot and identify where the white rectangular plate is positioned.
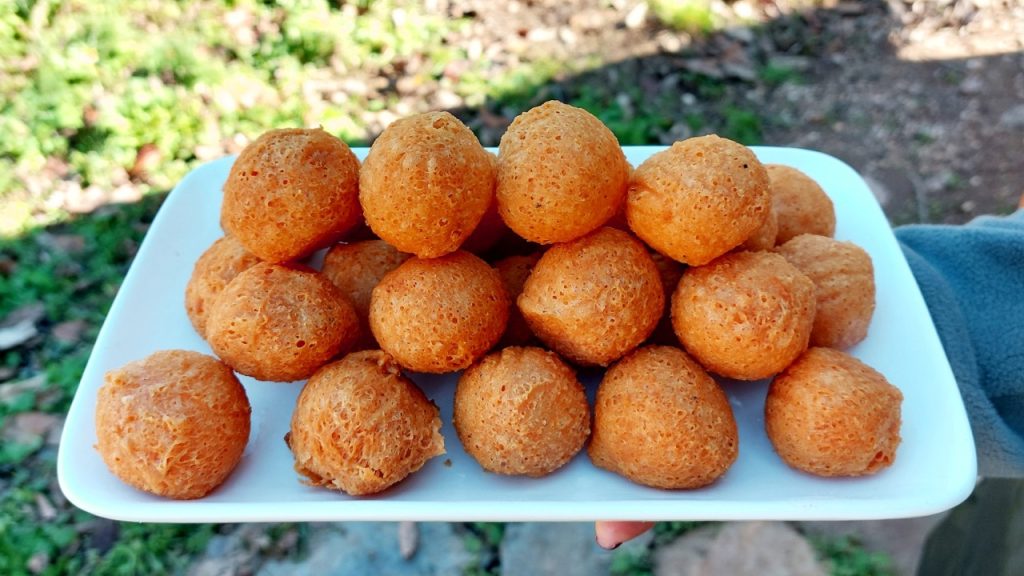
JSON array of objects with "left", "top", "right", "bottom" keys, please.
[{"left": 58, "top": 146, "right": 977, "bottom": 522}]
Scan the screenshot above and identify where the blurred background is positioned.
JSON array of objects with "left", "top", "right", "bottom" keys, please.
[{"left": 0, "top": 0, "right": 1021, "bottom": 574}]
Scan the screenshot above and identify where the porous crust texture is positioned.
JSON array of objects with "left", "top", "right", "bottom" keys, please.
[
  {"left": 767, "top": 164, "right": 836, "bottom": 244},
  {"left": 646, "top": 250, "right": 685, "bottom": 346},
  {"left": 672, "top": 251, "right": 815, "bottom": 380},
  {"left": 494, "top": 252, "right": 542, "bottom": 346},
  {"left": 321, "top": 240, "right": 410, "bottom": 350},
  {"left": 739, "top": 200, "right": 779, "bottom": 251},
  {"left": 206, "top": 263, "right": 359, "bottom": 382},
  {"left": 287, "top": 350, "right": 445, "bottom": 496},
  {"left": 588, "top": 346, "right": 738, "bottom": 489},
  {"left": 221, "top": 128, "right": 361, "bottom": 263},
  {"left": 775, "top": 234, "right": 875, "bottom": 349},
  {"left": 360, "top": 112, "right": 495, "bottom": 258},
  {"left": 765, "top": 347, "right": 903, "bottom": 477},
  {"left": 95, "top": 350, "right": 251, "bottom": 500},
  {"left": 185, "top": 235, "right": 261, "bottom": 338},
  {"left": 518, "top": 227, "right": 664, "bottom": 367},
  {"left": 369, "top": 251, "right": 509, "bottom": 373},
  {"left": 627, "top": 135, "right": 770, "bottom": 266},
  {"left": 454, "top": 346, "right": 590, "bottom": 477},
  {"left": 497, "top": 100, "right": 629, "bottom": 244}
]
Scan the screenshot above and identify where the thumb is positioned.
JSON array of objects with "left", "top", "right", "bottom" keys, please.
[{"left": 595, "top": 521, "right": 655, "bottom": 549}]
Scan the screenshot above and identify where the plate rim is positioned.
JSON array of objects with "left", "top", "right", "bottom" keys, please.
[{"left": 57, "top": 145, "right": 978, "bottom": 522}]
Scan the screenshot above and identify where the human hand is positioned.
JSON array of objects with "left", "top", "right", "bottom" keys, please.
[{"left": 594, "top": 521, "right": 655, "bottom": 549}]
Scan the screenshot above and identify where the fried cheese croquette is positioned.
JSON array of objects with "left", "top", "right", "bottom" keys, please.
[
  {"left": 185, "top": 235, "right": 261, "bottom": 338},
  {"left": 95, "top": 350, "right": 250, "bottom": 499},
  {"left": 767, "top": 164, "right": 836, "bottom": 244},
  {"left": 221, "top": 128, "right": 361, "bottom": 263},
  {"left": 369, "top": 251, "right": 509, "bottom": 373},
  {"left": 627, "top": 135, "right": 770, "bottom": 266},
  {"left": 497, "top": 101, "right": 629, "bottom": 244},
  {"left": 588, "top": 346, "right": 738, "bottom": 489},
  {"left": 765, "top": 347, "right": 902, "bottom": 476},
  {"left": 646, "top": 251, "right": 685, "bottom": 345},
  {"left": 494, "top": 253, "right": 542, "bottom": 346},
  {"left": 321, "top": 240, "right": 410, "bottom": 350},
  {"left": 672, "top": 251, "right": 815, "bottom": 380},
  {"left": 287, "top": 350, "right": 445, "bottom": 495},
  {"left": 518, "top": 227, "right": 663, "bottom": 366},
  {"left": 454, "top": 347, "right": 589, "bottom": 477},
  {"left": 739, "top": 200, "right": 779, "bottom": 251},
  {"left": 775, "top": 234, "right": 876, "bottom": 349},
  {"left": 206, "top": 263, "right": 359, "bottom": 382},
  {"left": 359, "top": 112, "right": 495, "bottom": 258}
]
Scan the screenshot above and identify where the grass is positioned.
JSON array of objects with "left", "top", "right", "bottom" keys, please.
[
  {"left": 811, "top": 535, "right": 895, "bottom": 576},
  {"left": 650, "top": 0, "right": 717, "bottom": 34},
  {"left": 460, "top": 522, "right": 505, "bottom": 576},
  {"left": 0, "top": 1, "right": 786, "bottom": 572}
]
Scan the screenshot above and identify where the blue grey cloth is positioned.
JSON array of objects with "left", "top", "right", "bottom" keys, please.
[{"left": 896, "top": 210, "right": 1024, "bottom": 477}]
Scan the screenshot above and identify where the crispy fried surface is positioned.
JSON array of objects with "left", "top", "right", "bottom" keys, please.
[
  {"left": 494, "top": 253, "right": 542, "bottom": 346},
  {"left": 206, "top": 263, "right": 359, "bottom": 382},
  {"left": 497, "top": 101, "right": 629, "bottom": 244},
  {"left": 765, "top": 347, "right": 902, "bottom": 477},
  {"left": 672, "top": 251, "right": 815, "bottom": 380},
  {"left": 321, "top": 240, "right": 410, "bottom": 350},
  {"left": 369, "top": 251, "right": 509, "bottom": 373},
  {"left": 288, "top": 350, "right": 445, "bottom": 496},
  {"left": 95, "top": 350, "right": 250, "bottom": 499},
  {"left": 776, "top": 234, "right": 875, "bottom": 349},
  {"left": 767, "top": 164, "right": 836, "bottom": 244},
  {"left": 185, "top": 235, "right": 261, "bottom": 338},
  {"left": 518, "top": 227, "right": 663, "bottom": 366},
  {"left": 360, "top": 112, "right": 495, "bottom": 258},
  {"left": 454, "top": 346, "right": 589, "bottom": 477},
  {"left": 221, "top": 128, "right": 361, "bottom": 263},
  {"left": 588, "top": 346, "right": 737, "bottom": 489},
  {"left": 627, "top": 135, "right": 770, "bottom": 265}
]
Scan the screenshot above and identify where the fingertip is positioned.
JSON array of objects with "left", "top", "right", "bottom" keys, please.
[{"left": 595, "top": 521, "right": 655, "bottom": 550}]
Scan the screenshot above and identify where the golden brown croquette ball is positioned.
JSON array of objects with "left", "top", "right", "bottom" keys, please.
[
  {"left": 221, "top": 128, "right": 361, "bottom": 263},
  {"left": 497, "top": 101, "right": 629, "bottom": 244},
  {"left": 454, "top": 346, "right": 589, "bottom": 477},
  {"left": 775, "top": 234, "right": 876, "bottom": 349},
  {"left": 494, "top": 253, "right": 542, "bottom": 346},
  {"left": 767, "top": 164, "right": 836, "bottom": 244},
  {"left": 287, "top": 350, "right": 445, "bottom": 496},
  {"left": 321, "top": 240, "right": 410, "bottom": 350},
  {"left": 206, "top": 263, "right": 359, "bottom": 382},
  {"left": 359, "top": 112, "right": 495, "bottom": 258},
  {"left": 739, "top": 200, "right": 779, "bottom": 251},
  {"left": 95, "top": 350, "right": 250, "bottom": 499},
  {"left": 588, "top": 346, "right": 738, "bottom": 489},
  {"left": 627, "top": 135, "right": 770, "bottom": 266},
  {"left": 518, "top": 227, "right": 664, "bottom": 366},
  {"left": 647, "top": 251, "right": 685, "bottom": 346},
  {"left": 765, "top": 347, "right": 902, "bottom": 477},
  {"left": 369, "top": 251, "right": 509, "bottom": 373},
  {"left": 672, "top": 251, "right": 815, "bottom": 380},
  {"left": 185, "top": 235, "right": 261, "bottom": 338}
]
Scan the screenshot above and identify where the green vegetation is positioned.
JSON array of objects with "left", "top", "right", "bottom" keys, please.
[
  {"left": 812, "top": 535, "right": 895, "bottom": 576},
  {"left": 650, "top": 0, "right": 717, "bottom": 34},
  {"left": 461, "top": 522, "right": 505, "bottom": 576},
  {"left": 760, "top": 63, "right": 802, "bottom": 87},
  {"left": 0, "top": 1, "right": 789, "bottom": 572},
  {"left": 609, "top": 547, "right": 654, "bottom": 576}
]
